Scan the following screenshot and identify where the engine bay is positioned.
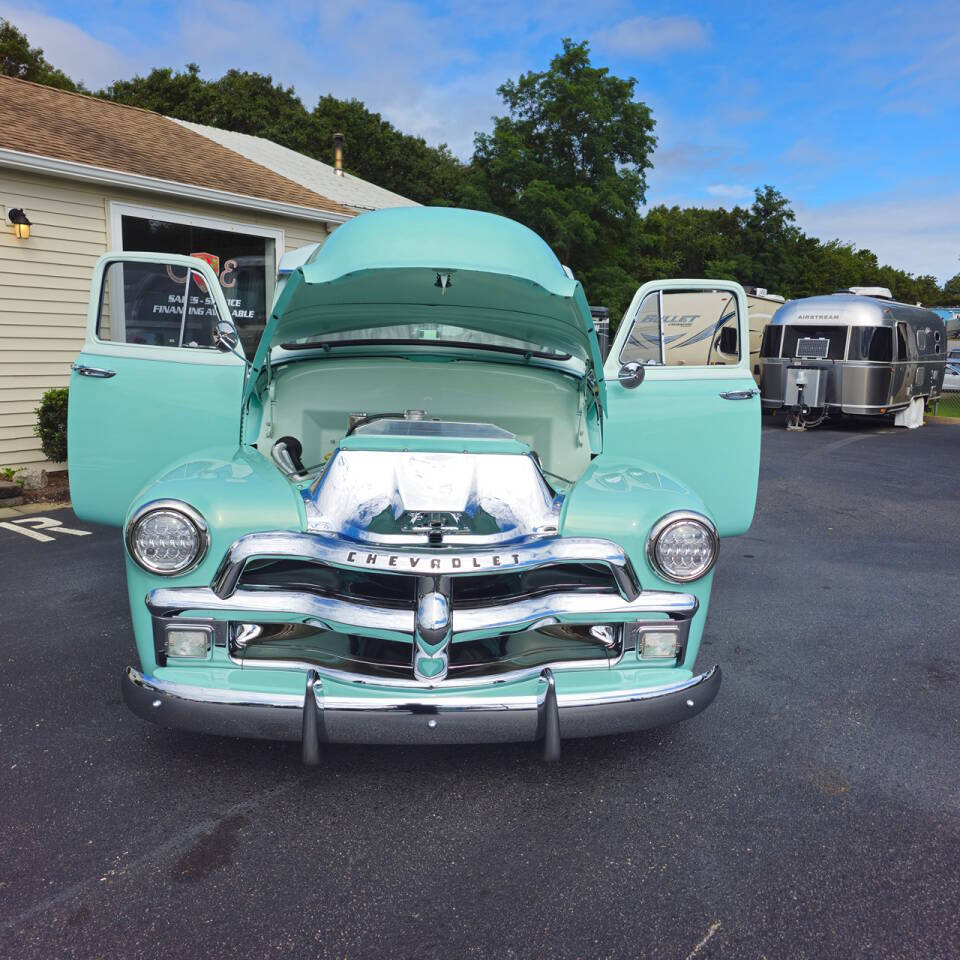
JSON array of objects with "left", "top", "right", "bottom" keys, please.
[{"left": 298, "top": 415, "right": 563, "bottom": 546}]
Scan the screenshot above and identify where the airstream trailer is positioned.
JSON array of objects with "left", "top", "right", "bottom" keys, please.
[{"left": 760, "top": 289, "right": 947, "bottom": 429}]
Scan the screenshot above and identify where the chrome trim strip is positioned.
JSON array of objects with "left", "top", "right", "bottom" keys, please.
[
  {"left": 211, "top": 531, "right": 642, "bottom": 600},
  {"left": 147, "top": 585, "right": 696, "bottom": 641},
  {"left": 227, "top": 652, "right": 617, "bottom": 690},
  {"left": 121, "top": 664, "right": 722, "bottom": 745}
]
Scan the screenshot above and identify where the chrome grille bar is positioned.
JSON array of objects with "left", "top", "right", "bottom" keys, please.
[
  {"left": 147, "top": 586, "right": 696, "bottom": 642},
  {"left": 211, "top": 532, "right": 642, "bottom": 600}
]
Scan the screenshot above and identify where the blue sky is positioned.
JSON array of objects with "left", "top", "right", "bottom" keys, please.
[{"left": 5, "top": 0, "right": 959, "bottom": 280}]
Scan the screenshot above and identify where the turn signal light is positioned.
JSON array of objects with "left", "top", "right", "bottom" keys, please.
[
  {"left": 640, "top": 630, "right": 681, "bottom": 660},
  {"left": 165, "top": 627, "right": 212, "bottom": 659}
]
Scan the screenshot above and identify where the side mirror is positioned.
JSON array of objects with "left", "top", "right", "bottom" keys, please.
[
  {"left": 214, "top": 319, "right": 239, "bottom": 352},
  {"left": 718, "top": 326, "right": 738, "bottom": 355},
  {"left": 617, "top": 362, "right": 645, "bottom": 389}
]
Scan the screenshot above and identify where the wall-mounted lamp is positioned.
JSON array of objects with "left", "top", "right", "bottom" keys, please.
[
  {"left": 8, "top": 208, "right": 31, "bottom": 240},
  {"left": 332, "top": 132, "right": 344, "bottom": 176}
]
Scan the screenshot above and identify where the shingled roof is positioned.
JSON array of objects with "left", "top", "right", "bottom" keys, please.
[{"left": 0, "top": 76, "right": 354, "bottom": 218}]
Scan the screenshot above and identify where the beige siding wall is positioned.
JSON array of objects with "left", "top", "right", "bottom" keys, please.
[{"left": 0, "top": 169, "right": 337, "bottom": 468}]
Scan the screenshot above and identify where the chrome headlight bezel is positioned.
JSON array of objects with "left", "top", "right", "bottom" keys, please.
[
  {"left": 124, "top": 499, "right": 210, "bottom": 576},
  {"left": 646, "top": 510, "right": 719, "bottom": 583}
]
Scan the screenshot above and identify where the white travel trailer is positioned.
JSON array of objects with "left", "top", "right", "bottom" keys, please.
[
  {"left": 621, "top": 285, "right": 785, "bottom": 372},
  {"left": 745, "top": 288, "right": 787, "bottom": 384}
]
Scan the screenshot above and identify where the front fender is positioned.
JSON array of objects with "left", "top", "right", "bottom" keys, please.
[
  {"left": 122, "top": 444, "right": 304, "bottom": 671},
  {"left": 559, "top": 456, "right": 717, "bottom": 667}
]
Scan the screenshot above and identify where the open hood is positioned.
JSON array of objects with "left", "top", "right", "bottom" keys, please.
[{"left": 252, "top": 208, "right": 606, "bottom": 399}]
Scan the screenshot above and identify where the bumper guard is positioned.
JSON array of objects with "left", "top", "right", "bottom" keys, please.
[{"left": 122, "top": 663, "right": 721, "bottom": 762}]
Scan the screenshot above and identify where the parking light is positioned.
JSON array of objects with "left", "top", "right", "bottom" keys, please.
[{"left": 165, "top": 626, "right": 213, "bottom": 659}]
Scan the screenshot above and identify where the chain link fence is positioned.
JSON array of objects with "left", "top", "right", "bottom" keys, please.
[{"left": 931, "top": 349, "right": 960, "bottom": 418}]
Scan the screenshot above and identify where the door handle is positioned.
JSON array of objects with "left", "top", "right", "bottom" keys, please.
[
  {"left": 72, "top": 363, "right": 116, "bottom": 379},
  {"left": 719, "top": 389, "right": 758, "bottom": 400}
]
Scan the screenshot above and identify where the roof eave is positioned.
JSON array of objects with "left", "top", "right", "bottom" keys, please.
[{"left": 0, "top": 147, "right": 353, "bottom": 224}]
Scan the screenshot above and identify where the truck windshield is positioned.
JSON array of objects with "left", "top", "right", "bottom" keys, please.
[{"left": 281, "top": 323, "right": 571, "bottom": 359}]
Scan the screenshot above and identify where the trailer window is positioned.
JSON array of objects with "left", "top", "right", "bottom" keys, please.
[
  {"left": 896, "top": 323, "right": 908, "bottom": 360},
  {"left": 781, "top": 325, "right": 846, "bottom": 360},
  {"left": 760, "top": 325, "right": 783, "bottom": 358},
  {"left": 848, "top": 326, "right": 893, "bottom": 362}
]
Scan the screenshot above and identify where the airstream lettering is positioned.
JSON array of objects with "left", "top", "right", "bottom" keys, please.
[{"left": 760, "top": 289, "right": 946, "bottom": 429}]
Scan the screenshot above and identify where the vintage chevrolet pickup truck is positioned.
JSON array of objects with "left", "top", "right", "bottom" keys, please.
[{"left": 68, "top": 207, "right": 760, "bottom": 762}]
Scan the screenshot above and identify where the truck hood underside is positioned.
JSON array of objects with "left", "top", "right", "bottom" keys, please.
[{"left": 248, "top": 209, "right": 607, "bottom": 408}]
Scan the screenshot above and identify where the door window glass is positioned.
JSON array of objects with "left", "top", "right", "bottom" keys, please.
[
  {"left": 618, "top": 291, "right": 661, "bottom": 365},
  {"left": 97, "top": 261, "right": 221, "bottom": 348},
  {"left": 619, "top": 289, "right": 741, "bottom": 367},
  {"left": 121, "top": 215, "right": 272, "bottom": 358}
]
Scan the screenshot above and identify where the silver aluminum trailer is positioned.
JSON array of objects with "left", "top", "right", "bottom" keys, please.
[{"left": 760, "top": 290, "right": 946, "bottom": 429}]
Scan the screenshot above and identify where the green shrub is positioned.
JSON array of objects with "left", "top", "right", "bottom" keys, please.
[{"left": 34, "top": 388, "right": 69, "bottom": 463}]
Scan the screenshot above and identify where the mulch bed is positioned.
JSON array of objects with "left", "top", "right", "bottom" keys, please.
[{"left": 23, "top": 470, "right": 71, "bottom": 504}]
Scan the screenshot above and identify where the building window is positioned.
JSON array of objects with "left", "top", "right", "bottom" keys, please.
[{"left": 120, "top": 214, "right": 276, "bottom": 357}]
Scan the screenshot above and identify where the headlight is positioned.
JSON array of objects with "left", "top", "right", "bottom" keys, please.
[
  {"left": 125, "top": 500, "right": 209, "bottom": 575},
  {"left": 646, "top": 511, "right": 718, "bottom": 582}
]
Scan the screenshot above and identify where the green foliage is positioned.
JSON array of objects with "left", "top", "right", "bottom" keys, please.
[
  {"left": 468, "top": 39, "right": 656, "bottom": 311},
  {"left": 629, "top": 186, "right": 956, "bottom": 312},
  {"left": 34, "top": 388, "right": 68, "bottom": 463},
  {"left": 100, "top": 65, "right": 466, "bottom": 206},
  {"left": 941, "top": 272, "right": 960, "bottom": 306},
  {"left": 311, "top": 96, "right": 466, "bottom": 206},
  {"left": 0, "top": 466, "right": 24, "bottom": 483},
  {"left": 102, "top": 64, "right": 315, "bottom": 154},
  {"left": 0, "top": 18, "right": 80, "bottom": 90}
]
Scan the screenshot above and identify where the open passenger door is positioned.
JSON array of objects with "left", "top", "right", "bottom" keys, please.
[
  {"left": 602, "top": 279, "right": 760, "bottom": 536},
  {"left": 68, "top": 253, "right": 247, "bottom": 525}
]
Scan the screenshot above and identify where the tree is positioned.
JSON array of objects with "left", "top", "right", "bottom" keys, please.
[
  {"left": 311, "top": 96, "right": 466, "bottom": 206},
  {"left": 941, "top": 272, "right": 960, "bottom": 306},
  {"left": 101, "top": 65, "right": 467, "bottom": 206},
  {"left": 102, "top": 65, "right": 313, "bottom": 153},
  {"left": 469, "top": 39, "right": 656, "bottom": 310},
  {"left": 0, "top": 18, "right": 79, "bottom": 90}
]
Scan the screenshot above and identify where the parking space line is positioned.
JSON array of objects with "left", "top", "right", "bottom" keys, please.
[
  {"left": 0, "top": 521, "right": 55, "bottom": 542},
  {"left": 686, "top": 920, "right": 721, "bottom": 959}
]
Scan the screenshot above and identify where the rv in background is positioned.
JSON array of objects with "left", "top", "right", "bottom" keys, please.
[
  {"left": 615, "top": 284, "right": 786, "bottom": 373},
  {"left": 931, "top": 307, "right": 960, "bottom": 340},
  {"left": 760, "top": 287, "right": 946, "bottom": 430},
  {"left": 745, "top": 287, "right": 787, "bottom": 384}
]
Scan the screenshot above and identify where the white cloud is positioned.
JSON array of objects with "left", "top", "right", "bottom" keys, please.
[
  {"left": 706, "top": 183, "right": 751, "bottom": 199},
  {"left": 592, "top": 15, "right": 708, "bottom": 57},
  {"left": 797, "top": 190, "right": 960, "bottom": 283},
  {"left": 0, "top": 5, "right": 137, "bottom": 88}
]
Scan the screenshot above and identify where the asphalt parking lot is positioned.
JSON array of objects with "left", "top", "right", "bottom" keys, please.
[{"left": 1, "top": 418, "right": 958, "bottom": 959}]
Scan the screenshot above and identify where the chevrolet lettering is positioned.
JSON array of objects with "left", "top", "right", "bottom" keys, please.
[{"left": 68, "top": 207, "right": 760, "bottom": 762}]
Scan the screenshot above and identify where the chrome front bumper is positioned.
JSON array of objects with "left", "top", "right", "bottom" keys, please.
[{"left": 122, "top": 664, "right": 721, "bottom": 757}]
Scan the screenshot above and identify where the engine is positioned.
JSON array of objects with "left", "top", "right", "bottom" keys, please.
[{"left": 301, "top": 418, "right": 562, "bottom": 546}]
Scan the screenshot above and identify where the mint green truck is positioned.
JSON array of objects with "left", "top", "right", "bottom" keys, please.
[{"left": 68, "top": 207, "right": 760, "bottom": 762}]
